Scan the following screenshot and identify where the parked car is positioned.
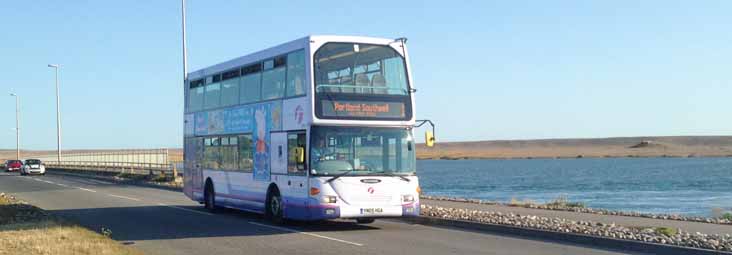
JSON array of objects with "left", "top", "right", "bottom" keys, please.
[
  {"left": 6, "top": 160, "right": 22, "bottom": 172},
  {"left": 21, "top": 159, "right": 45, "bottom": 175}
]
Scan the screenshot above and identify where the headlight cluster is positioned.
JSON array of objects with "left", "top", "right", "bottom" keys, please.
[{"left": 321, "top": 195, "right": 337, "bottom": 203}]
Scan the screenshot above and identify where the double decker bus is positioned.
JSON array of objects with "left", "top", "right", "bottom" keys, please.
[{"left": 183, "top": 35, "right": 434, "bottom": 224}]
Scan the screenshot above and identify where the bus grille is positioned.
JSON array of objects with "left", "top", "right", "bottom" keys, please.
[{"left": 347, "top": 195, "right": 394, "bottom": 205}]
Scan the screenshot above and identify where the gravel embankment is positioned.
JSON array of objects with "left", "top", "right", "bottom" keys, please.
[
  {"left": 422, "top": 204, "right": 732, "bottom": 252},
  {"left": 421, "top": 195, "right": 732, "bottom": 225}
]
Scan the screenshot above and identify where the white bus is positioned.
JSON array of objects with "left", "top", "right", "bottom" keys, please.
[{"left": 183, "top": 35, "right": 434, "bottom": 224}]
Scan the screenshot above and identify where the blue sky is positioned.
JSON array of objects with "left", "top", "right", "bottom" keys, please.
[{"left": 1, "top": 1, "right": 730, "bottom": 150}]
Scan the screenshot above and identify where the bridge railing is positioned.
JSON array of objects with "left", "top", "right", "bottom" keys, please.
[{"left": 33, "top": 149, "right": 182, "bottom": 177}]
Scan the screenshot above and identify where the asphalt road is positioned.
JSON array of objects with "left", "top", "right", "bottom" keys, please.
[{"left": 0, "top": 172, "right": 636, "bottom": 255}]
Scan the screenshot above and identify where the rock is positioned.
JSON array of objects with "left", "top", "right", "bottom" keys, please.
[{"left": 420, "top": 204, "right": 730, "bottom": 252}]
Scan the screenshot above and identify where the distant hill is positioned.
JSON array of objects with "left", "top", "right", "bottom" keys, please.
[
  {"left": 3, "top": 136, "right": 731, "bottom": 162},
  {"left": 417, "top": 136, "right": 732, "bottom": 159}
]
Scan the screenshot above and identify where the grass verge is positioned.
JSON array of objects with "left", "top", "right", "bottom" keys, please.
[
  {"left": 0, "top": 193, "right": 142, "bottom": 255},
  {"left": 723, "top": 213, "right": 732, "bottom": 221},
  {"left": 654, "top": 226, "right": 678, "bottom": 237}
]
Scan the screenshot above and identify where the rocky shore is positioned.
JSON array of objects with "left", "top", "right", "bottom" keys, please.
[
  {"left": 421, "top": 204, "right": 732, "bottom": 252},
  {"left": 421, "top": 195, "right": 732, "bottom": 225}
]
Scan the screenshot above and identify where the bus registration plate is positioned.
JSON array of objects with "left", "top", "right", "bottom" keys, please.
[{"left": 360, "top": 208, "right": 383, "bottom": 214}]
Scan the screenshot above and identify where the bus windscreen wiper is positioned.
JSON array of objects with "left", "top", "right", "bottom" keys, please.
[
  {"left": 379, "top": 172, "right": 411, "bottom": 182},
  {"left": 325, "top": 169, "right": 355, "bottom": 183}
]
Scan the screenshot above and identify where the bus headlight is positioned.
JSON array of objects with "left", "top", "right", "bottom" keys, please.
[
  {"left": 322, "top": 195, "right": 337, "bottom": 204},
  {"left": 402, "top": 194, "right": 415, "bottom": 203}
]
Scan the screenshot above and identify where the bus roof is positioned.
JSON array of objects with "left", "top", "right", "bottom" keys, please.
[{"left": 187, "top": 35, "right": 400, "bottom": 81}]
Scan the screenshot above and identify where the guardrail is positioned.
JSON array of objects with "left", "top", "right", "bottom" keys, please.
[
  {"left": 45, "top": 161, "right": 176, "bottom": 176},
  {"left": 33, "top": 149, "right": 183, "bottom": 177}
]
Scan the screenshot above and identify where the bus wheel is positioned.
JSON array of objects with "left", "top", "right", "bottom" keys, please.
[
  {"left": 204, "top": 181, "right": 219, "bottom": 213},
  {"left": 266, "top": 189, "right": 284, "bottom": 224},
  {"left": 356, "top": 218, "right": 375, "bottom": 224}
]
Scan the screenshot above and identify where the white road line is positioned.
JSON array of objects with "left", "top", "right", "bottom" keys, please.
[
  {"left": 43, "top": 180, "right": 55, "bottom": 184},
  {"left": 33, "top": 178, "right": 42, "bottom": 181},
  {"left": 108, "top": 194, "right": 142, "bottom": 201},
  {"left": 86, "top": 179, "right": 113, "bottom": 185},
  {"left": 248, "top": 221, "right": 364, "bottom": 247},
  {"left": 57, "top": 183, "right": 69, "bottom": 188},
  {"left": 156, "top": 203, "right": 214, "bottom": 216},
  {"left": 78, "top": 187, "right": 97, "bottom": 193}
]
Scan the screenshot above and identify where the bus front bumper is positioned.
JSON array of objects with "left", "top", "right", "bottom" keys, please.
[{"left": 310, "top": 202, "right": 420, "bottom": 220}]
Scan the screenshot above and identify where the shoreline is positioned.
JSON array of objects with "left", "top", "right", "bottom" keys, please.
[
  {"left": 421, "top": 195, "right": 732, "bottom": 226},
  {"left": 421, "top": 204, "right": 732, "bottom": 252}
]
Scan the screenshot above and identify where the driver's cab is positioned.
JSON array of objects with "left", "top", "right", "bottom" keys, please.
[{"left": 309, "top": 126, "right": 416, "bottom": 176}]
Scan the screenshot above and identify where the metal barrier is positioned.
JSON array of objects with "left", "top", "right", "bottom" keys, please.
[{"left": 33, "top": 149, "right": 181, "bottom": 176}]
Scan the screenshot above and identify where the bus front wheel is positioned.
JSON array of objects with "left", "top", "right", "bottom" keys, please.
[
  {"left": 356, "top": 218, "right": 375, "bottom": 224},
  {"left": 266, "top": 189, "right": 284, "bottom": 224}
]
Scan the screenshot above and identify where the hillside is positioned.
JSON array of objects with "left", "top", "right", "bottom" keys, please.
[
  {"left": 417, "top": 136, "right": 732, "bottom": 159},
  {"left": 3, "top": 136, "right": 731, "bottom": 162}
]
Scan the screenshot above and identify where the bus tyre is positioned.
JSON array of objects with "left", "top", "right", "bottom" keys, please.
[
  {"left": 266, "top": 189, "right": 284, "bottom": 224},
  {"left": 204, "top": 181, "right": 219, "bottom": 213},
  {"left": 356, "top": 218, "right": 375, "bottom": 224}
]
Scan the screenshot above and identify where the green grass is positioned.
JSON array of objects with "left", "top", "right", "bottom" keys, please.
[
  {"left": 544, "top": 195, "right": 586, "bottom": 209},
  {"left": 509, "top": 197, "right": 537, "bottom": 207},
  {"left": 723, "top": 213, "right": 732, "bottom": 221},
  {"left": 655, "top": 227, "right": 678, "bottom": 237}
]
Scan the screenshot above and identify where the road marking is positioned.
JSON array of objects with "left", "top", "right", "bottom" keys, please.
[
  {"left": 43, "top": 180, "right": 55, "bottom": 184},
  {"left": 156, "top": 203, "right": 214, "bottom": 216},
  {"left": 108, "top": 194, "right": 142, "bottom": 201},
  {"left": 248, "top": 221, "right": 364, "bottom": 247},
  {"left": 33, "top": 178, "right": 43, "bottom": 181},
  {"left": 78, "top": 187, "right": 97, "bottom": 193},
  {"left": 85, "top": 179, "right": 113, "bottom": 185},
  {"left": 57, "top": 183, "right": 69, "bottom": 188}
]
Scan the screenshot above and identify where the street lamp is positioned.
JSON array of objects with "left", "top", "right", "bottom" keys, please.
[
  {"left": 181, "top": 0, "right": 188, "bottom": 80},
  {"left": 9, "top": 93, "right": 19, "bottom": 160},
  {"left": 48, "top": 64, "right": 62, "bottom": 164}
]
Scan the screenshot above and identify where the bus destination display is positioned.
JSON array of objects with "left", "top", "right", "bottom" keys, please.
[{"left": 320, "top": 100, "right": 406, "bottom": 119}]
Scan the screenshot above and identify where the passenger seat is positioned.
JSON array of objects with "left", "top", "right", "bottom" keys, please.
[
  {"left": 371, "top": 74, "right": 387, "bottom": 94},
  {"left": 353, "top": 73, "right": 369, "bottom": 93}
]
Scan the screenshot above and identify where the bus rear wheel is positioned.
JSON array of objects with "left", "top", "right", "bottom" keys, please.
[
  {"left": 356, "top": 218, "right": 375, "bottom": 224},
  {"left": 204, "top": 181, "right": 219, "bottom": 213}
]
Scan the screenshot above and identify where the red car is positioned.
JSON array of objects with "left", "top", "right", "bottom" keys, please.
[{"left": 5, "top": 160, "right": 22, "bottom": 172}]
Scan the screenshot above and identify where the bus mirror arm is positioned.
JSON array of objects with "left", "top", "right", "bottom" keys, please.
[{"left": 415, "top": 120, "right": 436, "bottom": 147}]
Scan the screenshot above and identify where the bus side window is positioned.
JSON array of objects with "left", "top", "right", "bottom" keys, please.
[
  {"left": 287, "top": 132, "right": 306, "bottom": 175},
  {"left": 238, "top": 134, "right": 253, "bottom": 172}
]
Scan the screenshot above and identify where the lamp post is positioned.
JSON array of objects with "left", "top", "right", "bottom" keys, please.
[
  {"left": 9, "top": 93, "right": 19, "bottom": 160},
  {"left": 48, "top": 64, "right": 62, "bottom": 164},
  {"left": 182, "top": 0, "right": 188, "bottom": 80}
]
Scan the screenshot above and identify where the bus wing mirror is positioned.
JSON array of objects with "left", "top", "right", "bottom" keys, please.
[
  {"left": 295, "top": 147, "right": 305, "bottom": 164},
  {"left": 425, "top": 131, "right": 435, "bottom": 147}
]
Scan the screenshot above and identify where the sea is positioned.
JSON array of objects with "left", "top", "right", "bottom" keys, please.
[{"left": 417, "top": 157, "right": 732, "bottom": 217}]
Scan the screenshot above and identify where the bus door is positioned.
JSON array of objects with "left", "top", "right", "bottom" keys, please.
[{"left": 270, "top": 131, "right": 309, "bottom": 218}]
